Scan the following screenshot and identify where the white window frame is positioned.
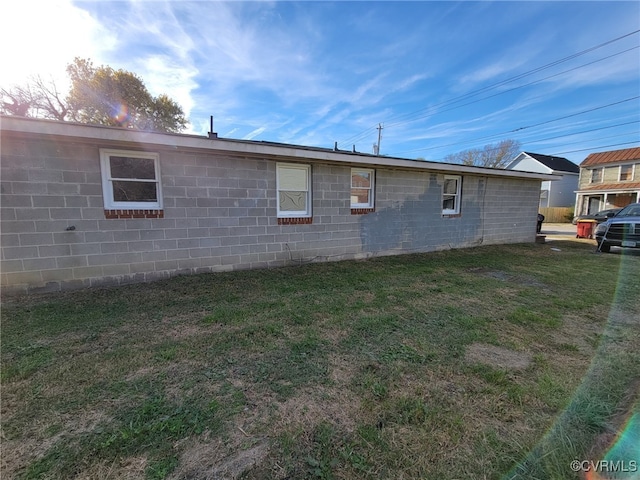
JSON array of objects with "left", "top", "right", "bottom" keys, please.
[
  {"left": 99, "top": 149, "right": 162, "bottom": 209},
  {"left": 619, "top": 164, "right": 634, "bottom": 182},
  {"left": 590, "top": 168, "right": 603, "bottom": 184},
  {"left": 276, "top": 163, "right": 312, "bottom": 218},
  {"left": 350, "top": 168, "right": 375, "bottom": 208},
  {"left": 442, "top": 175, "right": 462, "bottom": 215}
]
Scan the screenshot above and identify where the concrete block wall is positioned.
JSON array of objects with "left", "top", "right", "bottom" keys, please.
[
  {"left": 481, "top": 177, "right": 540, "bottom": 243},
  {"left": 1, "top": 133, "right": 538, "bottom": 294}
]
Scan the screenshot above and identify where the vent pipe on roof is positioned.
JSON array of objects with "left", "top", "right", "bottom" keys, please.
[{"left": 207, "top": 115, "right": 218, "bottom": 139}]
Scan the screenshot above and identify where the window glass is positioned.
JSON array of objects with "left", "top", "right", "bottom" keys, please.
[
  {"left": 110, "top": 156, "right": 156, "bottom": 179},
  {"left": 279, "top": 167, "right": 308, "bottom": 191},
  {"left": 590, "top": 169, "right": 602, "bottom": 183},
  {"left": 443, "top": 178, "right": 458, "bottom": 194},
  {"left": 442, "top": 175, "right": 461, "bottom": 214},
  {"left": 277, "top": 164, "right": 311, "bottom": 217},
  {"left": 351, "top": 169, "right": 374, "bottom": 208},
  {"left": 279, "top": 191, "right": 307, "bottom": 212},
  {"left": 442, "top": 195, "right": 456, "bottom": 211},
  {"left": 351, "top": 189, "right": 370, "bottom": 204},
  {"left": 112, "top": 181, "right": 158, "bottom": 202},
  {"left": 620, "top": 165, "right": 633, "bottom": 181},
  {"left": 100, "top": 149, "right": 161, "bottom": 210}
]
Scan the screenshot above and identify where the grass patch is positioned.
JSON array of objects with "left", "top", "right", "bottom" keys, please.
[{"left": 2, "top": 241, "right": 639, "bottom": 479}]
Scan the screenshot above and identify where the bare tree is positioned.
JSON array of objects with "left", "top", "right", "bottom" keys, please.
[
  {"left": 444, "top": 139, "right": 521, "bottom": 168},
  {"left": 1, "top": 85, "right": 37, "bottom": 117},
  {"left": 32, "top": 76, "right": 69, "bottom": 120}
]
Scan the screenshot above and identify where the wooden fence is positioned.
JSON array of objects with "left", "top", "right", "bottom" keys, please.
[{"left": 539, "top": 207, "right": 574, "bottom": 223}]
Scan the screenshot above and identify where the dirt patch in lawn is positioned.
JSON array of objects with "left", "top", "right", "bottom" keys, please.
[
  {"left": 546, "top": 312, "right": 603, "bottom": 355},
  {"left": 275, "top": 384, "right": 362, "bottom": 433},
  {"left": 171, "top": 436, "right": 269, "bottom": 480},
  {"left": 467, "top": 267, "right": 548, "bottom": 289},
  {"left": 74, "top": 456, "right": 148, "bottom": 480},
  {"left": 0, "top": 409, "right": 111, "bottom": 480},
  {"left": 465, "top": 343, "right": 532, "bottom": 370}
]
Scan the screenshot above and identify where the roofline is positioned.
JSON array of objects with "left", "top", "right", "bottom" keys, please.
[
  {"left": 1, "top": 116, "right": 558, "bottom": 181},
  {"left": 580, "top": 146, "right": 640, "bottom": 166},
  {"left": 576, "top": 188, "right": 640, "bottom": 194},
  {"left": 523, "top": 151, "right": 570, "bottom": 160},
  {"left": 514, "top": 151, "right": 579, "bottom": 173}
]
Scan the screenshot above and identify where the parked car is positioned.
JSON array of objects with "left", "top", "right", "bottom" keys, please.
[
  {"left": 594, "top": 203, "right": 640, "bottom": 253},
  {"left": 572, "top": 208, "right": 622, "bottom": 225}
]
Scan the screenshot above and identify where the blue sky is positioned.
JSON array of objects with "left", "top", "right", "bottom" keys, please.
[{"left": 2, "top": 1, "right": 639, "bottom": 164}]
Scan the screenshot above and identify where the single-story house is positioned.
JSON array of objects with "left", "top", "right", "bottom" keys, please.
[
  {"left": 1, "top": 116, "right": 557, "bottom": 294},
  {"left": 574, "top": 147, "right": 640, "bottom": 216},
  {"left": 505, "top": 152, "right": 579, "bottom": 208}
]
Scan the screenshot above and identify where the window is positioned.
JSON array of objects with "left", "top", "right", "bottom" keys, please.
[
  {"left": 276, "top": 163, "right": 311, "bottom": 218},
  {"left": 442, "top": 175, "right": 461, "bottom": 215},
  {"left": 351, "top": 168, "right": 375, "bottom": 210},
  {"left": 100, "top": 149, "right": 162, "bottom": 217},
  {"left": 620, "top": 164, "right": 633, "bottom": 181},
  {"left": 590, "top": 168, "right": 603, "bottom": 183}
]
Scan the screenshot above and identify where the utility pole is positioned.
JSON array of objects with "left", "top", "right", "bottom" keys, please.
[{"left": 375, "top": 123, "right": 383, "bottom": 156}]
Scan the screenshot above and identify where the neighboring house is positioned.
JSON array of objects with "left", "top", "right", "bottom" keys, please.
[
  {"left": 574, "top": 147, "right": 640, "bottom": 216},
  {"left": 0, "top": 116, "right": 555, "bottom": 294},
  {"left": 506, "top": 152, "right": 579, "bottom": 208}
]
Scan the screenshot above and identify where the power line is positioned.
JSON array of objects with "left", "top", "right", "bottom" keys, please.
[
  {"left": 386, "top": 46, "right": 639, "bottom": 130},
  {"left": 388, "top": 113, "right": 640, "bottom": 161},
  {"left": 336, "top": 29, "right": 640, "bottom": 150},
  {"left": 509, "top": 118, "right": 640, "bottom": 145},
  {"left": 423, "top": 135, "right": 640, "bottom": 163},
  {"left": 338, "top": 125, "right": 378, "bottom": 149},
  {"left": 551, "top": 141, "right": 640, "bottom": 156},
  {"left": 511, "top": 96, "right": 640, "bottom": 132},
  {"left": 539, "top": 131, "right": 640, "bottom": 150},
  {"left": 389, "top": 97, "right": 640, "bottom": 156}
]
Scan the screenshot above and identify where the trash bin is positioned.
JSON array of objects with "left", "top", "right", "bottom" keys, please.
[
  {"left": 537, "top": 213, "right": 545, "bottom": 233},
  {"left": 576, "top": 219, "right": 597, "bottom": 239}
]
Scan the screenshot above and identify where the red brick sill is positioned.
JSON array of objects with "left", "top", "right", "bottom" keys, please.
[
  {"left": 351, "top": 208, "right": 375, "bottom": 215},
  {"left": 277, "top": 217, "right": 313, "bottom": 225},
  {"left": 104, "top": 209, "right": 164, "bottom": 219}
]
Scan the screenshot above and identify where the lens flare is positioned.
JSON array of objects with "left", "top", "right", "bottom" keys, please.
[
  {"left": 504, "top": 253, "right": 639, "bottom": 480},
  {"left": 111, "top": 103, "right": 129, "bottom": 126},
  {"left": 584, "top": 412, "right": 639, "bottom": 480}
]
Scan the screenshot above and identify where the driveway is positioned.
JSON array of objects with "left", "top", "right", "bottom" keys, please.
[
  {"left": 542, "top": 222, "right": 640, "bottom": 256},
  {"left": 541, "top": 222, "right": 579, "bottom": 240}
]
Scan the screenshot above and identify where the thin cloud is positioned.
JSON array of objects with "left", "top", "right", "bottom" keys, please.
[
  {"left": 2, "top": 1, "right": 637, "bottom": 165},
  {"left": 243, "top": 127, "right": 267, "bottom": 140}
]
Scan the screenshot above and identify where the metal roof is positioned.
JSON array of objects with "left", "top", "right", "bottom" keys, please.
[
  {"left": 576, "top": 181, "right": 640, "bottom": 193},
  {"left": 580, "top": 147, "right": 640, "bottom": 166}
]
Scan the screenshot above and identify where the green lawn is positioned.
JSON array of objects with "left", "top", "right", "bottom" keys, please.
[{"left": 2, "top": 241, "right": 639, "bottom": 479}]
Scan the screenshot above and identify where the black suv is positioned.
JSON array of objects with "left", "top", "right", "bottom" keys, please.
[{"left": 595, "top": 203, "right": 640, "bottom": 253}]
